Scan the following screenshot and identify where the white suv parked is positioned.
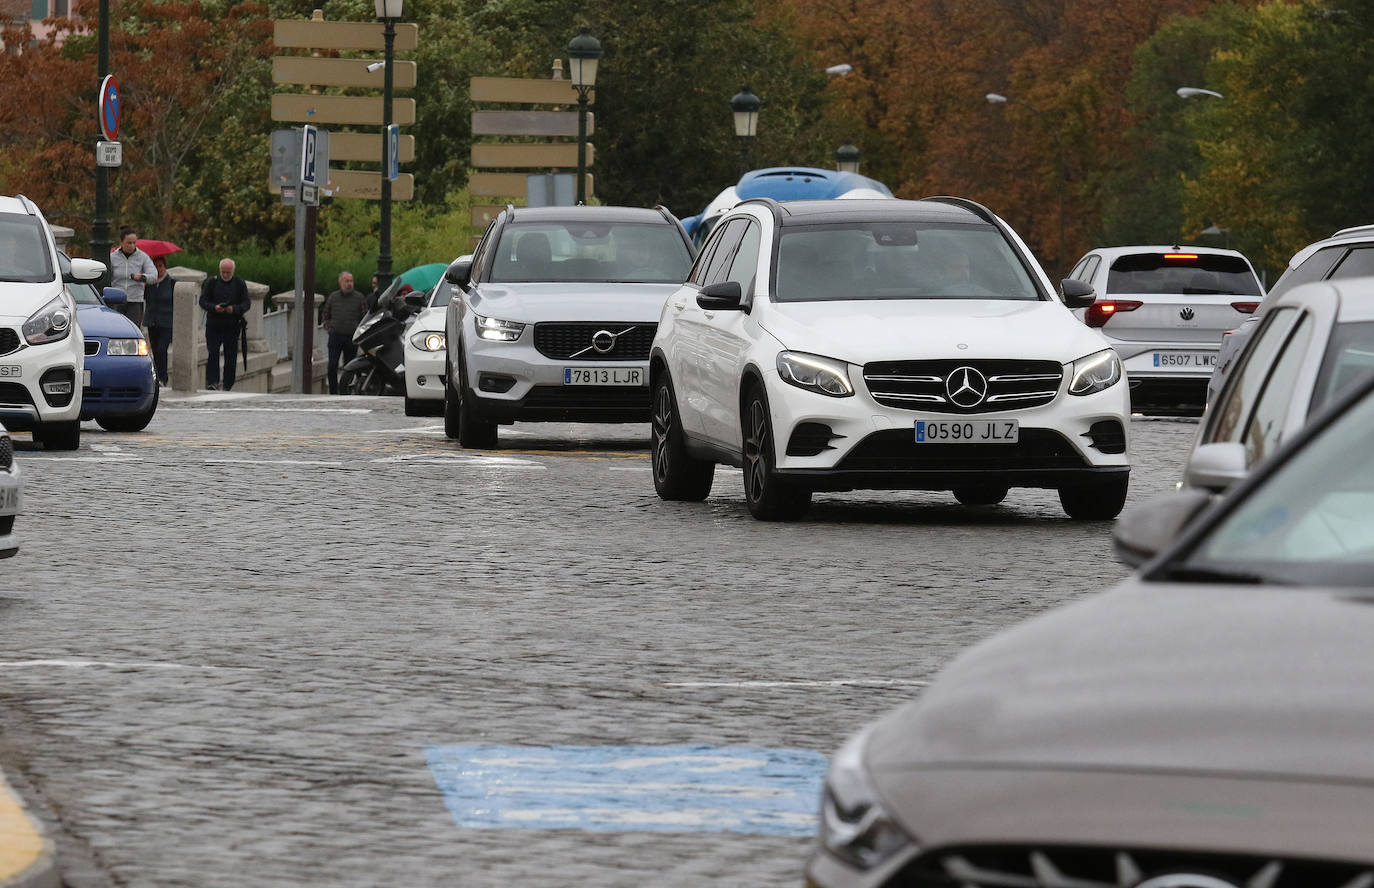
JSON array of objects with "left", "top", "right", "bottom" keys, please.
[
  {"left": 0, "top": 422, "right": 18, "bottom": 558},
  {"left": 650, "top": 198, "right": 1131, "bottom": 520},
  {"left": 0, "top": 195, "right": 103, "bottom": 450}
]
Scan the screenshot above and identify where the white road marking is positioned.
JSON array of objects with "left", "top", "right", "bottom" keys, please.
[
  {"left": 661, "top": 679, "right": 928, "bottom": 689},
  {"left": 0, "top": 659, "right": 245, "bottom": 671},
  {"left": 370, "top": 454, "right": 543, "bottom": 468},
  {"left": 608, "top": 465, "right": 650, "bottom": 471},
  {"left": 362, "top": 424, "right": 445, "bottom": 434},
  {"left": 203, "top": 407, "right": 372, "bottom": 414},
  {"left": 18, "top": 455, "right": 140, "bottom": 462},
  {"left": 205, "top": 458, "right": 345, "bottom": 467}
]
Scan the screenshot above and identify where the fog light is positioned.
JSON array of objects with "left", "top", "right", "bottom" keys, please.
[
  {"left": 417, "top": 375, "right": 427, "bottom": 386},
  {"left": 42, "top": 380, "right": 72, "bottom": 395}
]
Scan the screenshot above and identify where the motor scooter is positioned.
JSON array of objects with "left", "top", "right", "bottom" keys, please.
[{"left": 339, "top": 287, "right": 419, "bottom": 395}]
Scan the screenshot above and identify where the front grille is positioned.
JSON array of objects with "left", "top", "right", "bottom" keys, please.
[
  {"left": 836, "top": 428, "right": 1085, "bottom": 472},
  {"left": 0, "top": 328, "right": 18, "bottom": 357},
  {"left": 82, "top": 386, "right": 145, "bottom": 406},
  {"left": 892, "top": 845, "right": 1374, "bottom": 888},
  {"left": 0, "top": 435, "right": 11, "bottom": 470},
  {"left": 864, "top": 359, "right": 1063, "bottom": 414},
  {"left": 533, "top": 322, "right": 656, "bottom": 361},
  {"left": 0, "top": 382, "right": 34, "bottom": 408},
  {"left": 85, "top": 339, "right": 100, "bottom": 356}
]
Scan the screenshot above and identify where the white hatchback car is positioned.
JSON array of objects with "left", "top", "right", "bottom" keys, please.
[
  {"left": 0, "top": 195, "right": 103, "bottom": 450},
  {"left": 402, "top": 273, "right": 458, "bottom": 417},
  {"left": 650, "top": 198, "right": 1131, "bottom": 520},
  {"left": 0, "top": 422, "right": 18, "bottom": 558},
  {"left": 1067, "top": 245, "right": 1263, "bottom": 414}
]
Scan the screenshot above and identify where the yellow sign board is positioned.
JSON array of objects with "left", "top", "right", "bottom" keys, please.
[
  {"left": 272, "top": 57, "right": 417, "bottom": 90},
  {"left": 330, "top": 131, "right": 415, "bottom": 163},
  {"left": 271, "top": 94, "right": 416, "bottom": 126},
  {"left": 327, "top": 170, "right": 415, "bottom": 201},
  {"left": 471, "top": 143, "right": 590, "bottom": 169},
  {"left": 273, "top": 20, "right": 418, "bottom": 51},
  {"left": 469, "top": 77, "right": 590, "bottom": 105}
]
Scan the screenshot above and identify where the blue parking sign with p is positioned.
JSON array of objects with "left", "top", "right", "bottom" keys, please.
[{"left": 300, "top": 125, "right": 317, "bottom": 188}]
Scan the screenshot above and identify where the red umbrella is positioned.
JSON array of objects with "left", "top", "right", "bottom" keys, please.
[{"left": 111, "top": 239, "right": 182, "bottom": 259}]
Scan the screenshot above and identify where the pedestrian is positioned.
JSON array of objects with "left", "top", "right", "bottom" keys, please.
[
  {"left": 321, "top": 270, "right": 368, "bottom": 394},
  {"left": 109, "top": 227, "right": 156, "bottom": 328},
  {"left": 145, "top": 256, "right": 175, "bottom": 386},
  {"left": 199, "top": 258, "right": 250, "bottom": 391},
  {"left": 365, "top": 272, "right": 383, "bottom": 313}
]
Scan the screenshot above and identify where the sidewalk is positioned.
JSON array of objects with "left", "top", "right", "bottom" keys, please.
[{"left": 0, "top": 768, "right": 56, "bottom": 888}]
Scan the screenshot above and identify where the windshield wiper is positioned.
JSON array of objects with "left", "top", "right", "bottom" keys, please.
[{"left": 1154, "top": 564, "right": 1273, "bottom": 584}]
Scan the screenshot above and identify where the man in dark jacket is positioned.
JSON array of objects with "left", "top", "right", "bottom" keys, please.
[
  {"left": 146, "top": 256, "right": 176, "bottom": 386},
  {"left": 199, "top": 257, "right": 251, "bottom": 390},
  {"left": 322, "top": 270, "right": 368, "bottom": 394}
]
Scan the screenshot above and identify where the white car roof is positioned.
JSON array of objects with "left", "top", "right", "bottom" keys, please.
[
  {"left": 1284, "top": 225, "right": 1374, "bottom": 272},
  {"left": 0, "top": 195, "right": 35, "bottom": 216},
  {"left": 1273, "top": 276, "right": 1374, "bottom": 323},
  {"left": 1083, "top": 244, "right": 1252, "bottom": 261}
]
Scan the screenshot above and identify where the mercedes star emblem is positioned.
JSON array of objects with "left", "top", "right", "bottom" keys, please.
[{"left": 946, "top": 366, "right": 989, "bottom": 408}]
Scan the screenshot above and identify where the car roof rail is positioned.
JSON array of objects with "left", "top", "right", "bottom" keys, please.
[
  {"left": 735, "top": 196, "right": 782, "bottom": 225},
  {"left": 1331, "top": 223, "right": 1374, "bottom": 238},
  {"left": 918, "top": 195, "right": 998, "bottom": 225},
  {"left": 653, "top": 204, "right": 679, "bottom": 223},
  {"left": 17, "top": 194, "right": 39, "bottom": 217}
]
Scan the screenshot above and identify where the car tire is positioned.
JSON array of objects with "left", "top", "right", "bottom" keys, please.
[
  {"left": 96, "top": 388, "right": 158, "bottom": 433},
  {"left": 36, "top": 420, "right": 80, "bottom": 451},
  {"left": 741, "top": 384, "right": 811, "bottom": 521},
  {"left": 1059, "top": 476, "right": 1129, "bottom": 521},
  {"left": 651, "top": 373, "right": 713, "bottom": 501},
  {"left": 952, "top": 485, "right": 1008, "bottom": 506},
  {"left": 446, "top": 352, "right": 498, "bottom": 449}
]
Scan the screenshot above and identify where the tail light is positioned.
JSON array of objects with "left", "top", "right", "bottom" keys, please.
[
  {"left": 1230, "top": 301, "right": 1260, "bottom": 314},
  {"left": 1084, "top": 299, "right": 1143, "bottom": 328}
]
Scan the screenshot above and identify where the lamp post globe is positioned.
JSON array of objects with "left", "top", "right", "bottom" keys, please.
[
  {"left": 835, "top": 143, "right": 861, "bottom": 174},
  {"left": 568, "top": 26, "right": 602, "bottom": 204},
  {"left": 730, "top": 86, "right": 761, "bottom": 174},
  {"left": 374, "top": 0, "right": 403, "bottom": 289}
]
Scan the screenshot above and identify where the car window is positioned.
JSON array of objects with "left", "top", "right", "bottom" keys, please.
[
  {"left": 489, "top": 221, "right": 692, "bottom": 284},
  {"left": 0, "top": 213, "right": 54, "bottom": 283},
  {"left": 470, "top": 220, "right": 497, "bottom": 281},
  {"left": 700, "top": 219, "right": 746, "bottom": 286},
  {"left": 775, "top": 221, "right": 1038, "bottom": 303},
  {"left": 1328, "top": 245, "right": 1374, "bottom": 281},
  {"left": 1311, "top": 320, "right": 1374, "bottom": 415},
  {"left": 1185, "top": 383, "right": 1374, "bottom": 586},
  {"left": 1241, "top": 315, "right": 1313, "bottom": 465},
  {"left": 1267, "top": 245, "right": 1345, "bottom": 300},
  {"left": 1081, "top": 255, "right": 1101, "bottom": 284},
  {"left": 1208, "top": 307, "right": 1301, "bottom": 443},
  {"left": 430, "top": 279, "right": 452, "bottom": 308},
  {"left": 724, "top": 221, "right": 761, "bottom": 294},
  {"left": 1068, "top": 256, "right": 1090, "bottom": 279},
  {"left": 1106, "top": 252, "right": 1261, "bottom": 297}
]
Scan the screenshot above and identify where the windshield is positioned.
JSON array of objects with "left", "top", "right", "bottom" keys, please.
[
  {"left": 489, "top": 221, "right": 691, "bottom": 284},
  {"left": 1107, "top": 253, "right": 1262, "bottom": 296},
  {"left": 1311, "top": 321, "right": 1374, "bottom": 415},
  {"left": 775, "top": 221, "right": 1040, "bottom": 302},
  {"left": 0, "top": 213, "right": 54, "bottom": 283},
  {"left": 1181, "top": 380, "right": 1374, "bottom": 586}
]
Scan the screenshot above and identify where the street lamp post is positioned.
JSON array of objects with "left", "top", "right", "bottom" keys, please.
[
  {"left": 835, "top": 143, "right": 861, "bottom": 174},
  {"left": 730, "top": 86, "right": 761, "bottom": 175},
  {"left": 567, "top": 26, "right": 602, "bottom": 206},
  {"left": 986, "top": 91, "right": 1066, "bottom": 269},
  {"left": 375, "top": 0, "right": 402, "bottom": 291}
]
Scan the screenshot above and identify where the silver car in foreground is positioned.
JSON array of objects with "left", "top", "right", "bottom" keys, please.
[
  {"left": 0, "top": 422, "right": 19, "bottom": 558},
  {"left": 807, "top": 370, "right": 1374, "bottom": 888},
  {"left": 442, "top": 205, "right": 694, "bottom": 448},
  {"left": 1068, "top": 245, "right": 1263, "bottom": 415}
]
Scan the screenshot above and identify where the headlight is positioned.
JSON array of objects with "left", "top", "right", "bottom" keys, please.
[
  {"left": 776, "top": 351, "right": 854, "bottom": 397},
  {"left": 22, "top": 297, "right": 72, "bottom": 345},
  {"left": 106, "top": 338, "right": 149, "bottom": 357},
  {"left": 819, "top": 728, "right": 914, "bottom": 870},
  {"left": 410, "top": 330, "right": 446, "bottom": 351},
  {"left": 1068, "top": 348, "right": 1122, "bottom": 396},
  {"left": 473, "top": 313, "right": 525, "bottom": 342}
]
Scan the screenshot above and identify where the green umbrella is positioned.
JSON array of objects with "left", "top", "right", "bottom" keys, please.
[{"left": 397, "top": 263, "right": 448, "bottom": 292}]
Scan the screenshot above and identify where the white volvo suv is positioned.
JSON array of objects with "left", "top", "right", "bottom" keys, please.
[
  {"left": 0, "top": 195, "right": 103, "bottom": 450},
  {"left": 649, "top": 198, "right": 1131, "bottom": 520}
]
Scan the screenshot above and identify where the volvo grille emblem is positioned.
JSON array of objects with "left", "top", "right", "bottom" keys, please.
[
  {"left": 946, "top": 366, "right": 989, "bottom": 408},
  {"left": 1133, "top": 875, "right": 1241, "bottom": 888},
  {"left": 1180, "top": 306, "right": 1196, "bottom": 321},
  {"left": 571, "top": 327, "right": 635, "bottom": 358}
]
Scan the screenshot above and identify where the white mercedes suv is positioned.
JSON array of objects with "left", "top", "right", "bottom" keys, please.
[
  {"left": 649, "top": 197, "right": 1131, "bottom": 520},
  {"left": 0, "top": 195, "right": 103, "bottom": 450}
]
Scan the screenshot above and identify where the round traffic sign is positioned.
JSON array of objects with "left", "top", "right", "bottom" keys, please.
[{"left": 99, "top": 74, "right": 120, "bottom": 141}]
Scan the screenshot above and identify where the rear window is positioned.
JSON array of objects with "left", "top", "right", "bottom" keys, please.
[
  {"left": 0, "top": 213, "right": 53, "bottom": 283},
  {"left": 1106, "top": 253, "right": 1261, "bottom": 297}
]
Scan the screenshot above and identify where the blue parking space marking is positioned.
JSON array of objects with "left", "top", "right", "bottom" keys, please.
[{"left": 425, "top": 744, "right": 827, "bottom": 836}]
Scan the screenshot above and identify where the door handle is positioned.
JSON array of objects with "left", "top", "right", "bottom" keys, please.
[
  {"left": 671, "top": 300, "right": 686, "bottom": 312},
  {"left": 702, "top": 311, "right": 715, "bottom": 320}
]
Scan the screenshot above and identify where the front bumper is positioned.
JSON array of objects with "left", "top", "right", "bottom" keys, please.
[
  {"left": 463, "top": 333, "right": 650, "bottom": 423},
  {"left": 81, "top": 353, "right": 157, "bottom": 420},
  {"left": 766, "top": 367, "right": 1130, "bottom": 493},
  {"left": 0, "top": 461, "right": 20, "bottom": 560},
  {"left": 404, "top": 345, "right": 446, "bottom": 401}
]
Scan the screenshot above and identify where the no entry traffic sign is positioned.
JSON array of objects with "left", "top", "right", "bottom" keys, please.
[{"left": 99, "top": 74, "right": 120, "bottom": 142}]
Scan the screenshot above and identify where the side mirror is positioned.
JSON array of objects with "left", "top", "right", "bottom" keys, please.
[
  {"left": 1182, "top": 441, "right": 1248, "bottom": 492},
  {"left": 445, "top": 256, "right": 474, "bottom": 289},
  {"left": 67, "top": 257, "right": 107, "bottom": 284},
  {"left": 1059, "top": 278, "right": 1096, "bottom": 309},
  {"left": 404, "top": 293, "right": 426, "bottom": 308},
  {"left": 697, "top": 280, "right": 745, "bottom": 311},
  {"left": 101, "top": 287, "right": 128, "bottom": 306},
  {"left": 1112, "top": 488, "right": 1214, "bottom": 568}
]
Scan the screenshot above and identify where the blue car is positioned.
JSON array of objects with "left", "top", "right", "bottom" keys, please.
[
  {"left": 680, "top": 166, "right": 894, "bottom": 246},
  {"left": 60, "top": 254, "right": 158, "bottom": 432}
]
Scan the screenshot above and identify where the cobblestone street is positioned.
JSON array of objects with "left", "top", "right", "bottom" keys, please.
[{"left": 0, "top": 392, "right": 1197, "bottom": 887}]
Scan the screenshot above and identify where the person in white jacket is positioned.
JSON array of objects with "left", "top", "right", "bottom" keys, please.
[{"left": 110, "top": 227, "right": 156, "bottom": 327}]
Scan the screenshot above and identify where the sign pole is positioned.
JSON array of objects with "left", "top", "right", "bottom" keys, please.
[
  {"left": 303, "top": 203, "right": 317, "bottom": 394},
  {"left": 291, "top": 200, "right": 306, "bottom": 394},
  {"left": 90, "top": 0, "right": 111, "bottom": 275}
]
